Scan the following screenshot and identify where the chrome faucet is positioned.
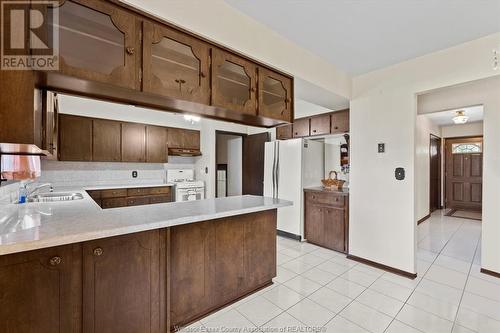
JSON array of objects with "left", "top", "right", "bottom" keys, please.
[{"left": 26, "top": 182, "right": 54, "bottom": 198}]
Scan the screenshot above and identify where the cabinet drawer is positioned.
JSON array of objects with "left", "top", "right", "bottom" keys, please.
[
  {"left": 101, "top": 197, "right": 128, "bottom": 209},
  {"left": 127, "top": 187, "right": 151, "bottom": 196},
  {"left": 149, "top": 186, "right": 171, "bottom": 195},
  {"left": 149, "top": 195, "right": 171, "bottom": 204},
  {"left": 100, "top": 188, "right": 128, "bottom": 198},
  {"left": 306, "top": 192, "right": 345, "bottom": 207},
  {"left": 126, "top": 196, "right": 150, "bottom": 207}
]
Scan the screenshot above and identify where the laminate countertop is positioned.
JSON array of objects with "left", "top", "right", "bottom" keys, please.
[
  {"left": 0, "top": 187, "right": 292, "bottom": 256},
  {"left": 304, "top": 187, "right": 349, "bottom": 196}
]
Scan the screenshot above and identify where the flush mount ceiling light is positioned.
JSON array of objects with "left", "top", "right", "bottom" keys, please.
[
  {"left": 183, "top": 114, "right": 201, "bottom": 124},
  {"left": 452, "top": 110, "right": 469, "bottom": 124}
]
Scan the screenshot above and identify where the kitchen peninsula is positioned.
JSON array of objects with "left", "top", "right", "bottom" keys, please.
[{"left": 0, "top": 192, "right": 291, "bottom": 332}]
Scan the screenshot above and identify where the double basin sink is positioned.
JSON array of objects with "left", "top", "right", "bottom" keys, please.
[{"left": 23, "top": 192, "right": 84, "bottom": 203}]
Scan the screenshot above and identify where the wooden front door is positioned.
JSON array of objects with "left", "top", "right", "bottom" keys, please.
[
  {"left": 242, "top": 132, "right": 270, "bottom": 195},
  {"left": 429, "top": 134, "right": 442, "bottom": 212},
  {"left": 445, "top": 137, "right": 483, "bottom": 211}
]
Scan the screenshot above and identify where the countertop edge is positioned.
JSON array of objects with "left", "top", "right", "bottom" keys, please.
[{"left": 0, "top": 200, "right": 290, "bottom": 256}]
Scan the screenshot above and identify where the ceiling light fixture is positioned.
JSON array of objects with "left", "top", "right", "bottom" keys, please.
[
  {"left": 183, "top": 114, "right": 201, "bottom": 124},
  {"left": 452, "top": 110, "right": 469, "bottom": 124}
]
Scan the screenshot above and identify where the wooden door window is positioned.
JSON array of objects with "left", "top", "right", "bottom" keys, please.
[
  {"left": 47, "top": 0, "right": 137, "bottom": 89},
  {"left": 212, "top": 49, "right": 256, "bottom": 115},
  {"left": 143, "top": 23, "right": 210, "bottom": 104},
  {"left": 258, "top": 68, "right": 292, "bottom": 122}
]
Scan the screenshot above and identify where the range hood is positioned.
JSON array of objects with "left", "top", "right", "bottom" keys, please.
[{"left": 168, "top": 148, "right": 202, "bottom": 157}]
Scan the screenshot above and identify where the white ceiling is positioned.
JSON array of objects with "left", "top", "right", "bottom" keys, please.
[
  {"left": 294, "top": 77, "right": 349, "bottom": 111},
  {"left": 224, "top": 0, "right": 500, "bottom": 75},
  {"left": 425, "top": 105, "right": 484, "bottom": 126}
]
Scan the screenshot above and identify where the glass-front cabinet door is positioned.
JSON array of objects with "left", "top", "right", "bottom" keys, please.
[
  {"left": 47, "top": 0, "right": 138, "bottom": 90},
  {"left": 258, "top": 67, "right": 292, "bottom": 122},
  {"left": 211, "top": 49, "right": 257, "bottom": 115},
  {"left": 142, "top": 22, "right": 210, "bottom": 104}
]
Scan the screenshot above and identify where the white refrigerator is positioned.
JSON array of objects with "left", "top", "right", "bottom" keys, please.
[{"left": 264, "top": 138, "right": 324, "bottom": 239}]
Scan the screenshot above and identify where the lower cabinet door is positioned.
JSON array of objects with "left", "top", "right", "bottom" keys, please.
[
  {"left": 0, "top": 244, "right": 82, "bottom": 333},
  {"left": 305, "top": 204, "right": 325, "bottom": 247},
  {"left": 82, "top": 230, "right": 160, "bottom": 333},
  {"left": 170, "top": 222, "right": 215, "bottom": 327},
  {"left": 323, "top": 208, "right": 345, "bottom": 252},
  {"left": 214, "top": 218, "right": 246, "bottom": 305},
  {"left": 243, "top": 210, "right": 276, "bottom": 289}
]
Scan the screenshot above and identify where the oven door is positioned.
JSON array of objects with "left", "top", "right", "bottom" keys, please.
[{"left": 176, "top": 188, "right": 204, "bottom": 202}]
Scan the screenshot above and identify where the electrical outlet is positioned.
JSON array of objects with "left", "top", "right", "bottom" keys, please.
[
  {"left": 378, "top": 143, "right": 385, "bottom": 153},
  {"left": 132, "top": 171, "right": 138, "bottom": 178}
]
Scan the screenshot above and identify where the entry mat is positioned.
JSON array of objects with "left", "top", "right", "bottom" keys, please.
[{"left": 446, "top": 209, "right": 482, "bottom": 221}]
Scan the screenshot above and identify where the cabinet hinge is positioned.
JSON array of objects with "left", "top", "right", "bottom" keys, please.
[{"left": 139, "top": 68, "right": 143, "bottom": 82}]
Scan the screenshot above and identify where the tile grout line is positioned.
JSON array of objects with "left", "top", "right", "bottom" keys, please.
[
  {"left": 381, "top": 216, "right": 467, "bottom": 333},
  {"left": 450, "top": 232, "right": 481, "bottom": 332}
]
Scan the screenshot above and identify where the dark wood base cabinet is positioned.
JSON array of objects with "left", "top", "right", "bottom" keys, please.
[
  {"left": 304, "top": 190, "right": 349, "bottom": 253},
  {"left": 0, "top": 210, "right": 277, "bottom": 333}
]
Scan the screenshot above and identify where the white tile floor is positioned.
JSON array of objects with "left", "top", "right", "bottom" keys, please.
[{"left": 185, "top": 210, "right": 500, "bottom": 333}]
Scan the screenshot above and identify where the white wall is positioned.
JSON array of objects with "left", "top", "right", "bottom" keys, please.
[
  {"left": 415, "top": 115, "right": 441, "bottom": 221},
  {"left": 294, "top": 99, "right": 345, "bottom": 119},
  {"left": 350, "top": 32, "right": 500, "bottom": 274},
  {"left": 441, "top": 122, "right": 483, "bottom": 138},
  {"left": 227, "top": 137, "right": 243, "bottom": 196},
  {"left": 121, "top": 0, "right": 351, "bottom": 99}
]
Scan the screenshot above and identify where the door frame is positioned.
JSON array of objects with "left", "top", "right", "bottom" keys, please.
[
  {"left": 215, "top": 131, "right": 246, "bottom": 198},
  {"left": 444, "top": 135, "right": 484, "bottom": 210},
  {"left": 429, "top": 134, "right": 442, "bottom": 213}
]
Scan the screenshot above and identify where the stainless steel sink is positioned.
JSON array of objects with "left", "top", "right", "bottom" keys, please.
[{"left": 27, "top": 192, "right": 84, "bottom": 203}]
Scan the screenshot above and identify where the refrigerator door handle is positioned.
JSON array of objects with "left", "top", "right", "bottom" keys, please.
[
  {"left": 276, "top": 141, "right": 280, "bottom": 198},
  {"left": 272, "top": 141, "right": 277, "bottom": 198}
]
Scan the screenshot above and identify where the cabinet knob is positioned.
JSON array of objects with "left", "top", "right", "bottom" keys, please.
[
  {"left": 251, "top": 87, "right": 256, "bottom": 92},
  {"left": 334, "top": 126, "right": 339, "bottom": 130},
  {"left": 126, "top": 47, "right": 135, "bottom": 55},
  {"left": 49, "top": 256, "right": 62, "bottom": 266},
  {"left": 93, "top": 247, "right": 103, "bottom": 256},
  {"left": 180, "top": 79, "right": 186, "bottom": 84},
  {"left": 174, "top": 79, "right": 180, "bottom": 83},
  {"left": 313, "top": 130, "right": 317, "bottom": 133},
  {"left": 200, "top": 72, "right": 206, "bottom": 78}
]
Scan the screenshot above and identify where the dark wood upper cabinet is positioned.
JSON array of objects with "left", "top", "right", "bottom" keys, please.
[
  {"left": 121, "top": 122, "right": 146, "bottom": 162},
  {"left": 0, "top": 244, "right": 82, "bottom": 333},
  {"left": 212, "top": 48, "right": 257, "bottom": 115},
  {"left": 146, "top": 125, "right": 168, "bottom": 163},
  {"left": 82, "top": 230, "right": 161, "bottom": 333},
  {"left": 258, "top": 67, "right": 292, "bottom": 122},
  {"left": 59, "top": 114, "right": 92, "bottom": 161},
  {"left": 183, "top": 129, "right": 201, "bottom": 150},
  {"left": 167, "top": 128, "right": 201, "bottom": 153},
  {"left": 92, "top": 119, "right": 121, "bottom": 162},
  {"left": 331, "top": 110, "right": 349, "bottom": 134},
  {"left": 142, "top": 21, "right": 210, "bottom": 104},
  {"left": 276, "top": 124, "right": 292, "bottom": 140},
  {"left": 310, "top": 114, "right": 331, "bottom": 136},
  {"left": 293, "top": 118, "right": 310, "bottom": 138},
  {"left": 47, "top": 0, "right": 139, "bottom": 90}
]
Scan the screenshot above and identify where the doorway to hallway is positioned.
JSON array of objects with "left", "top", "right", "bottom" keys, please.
[{"left": 444, "top": 136, "right": 483, "bottom": 216}]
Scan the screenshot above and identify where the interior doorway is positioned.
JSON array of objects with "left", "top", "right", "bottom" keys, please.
[
  {"left": 429, "top": 134, "right": 442, "bottom": 213},
  {"left": 215, "top": 131, "right": 270, "bottom": 198},
  {"left": 444, "top": 136, "right": 483, "bottom": 214}
]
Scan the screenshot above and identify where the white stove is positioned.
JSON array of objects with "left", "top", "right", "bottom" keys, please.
[{"left": 167, "top": 169, "right": 205, "bottom": 202}]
